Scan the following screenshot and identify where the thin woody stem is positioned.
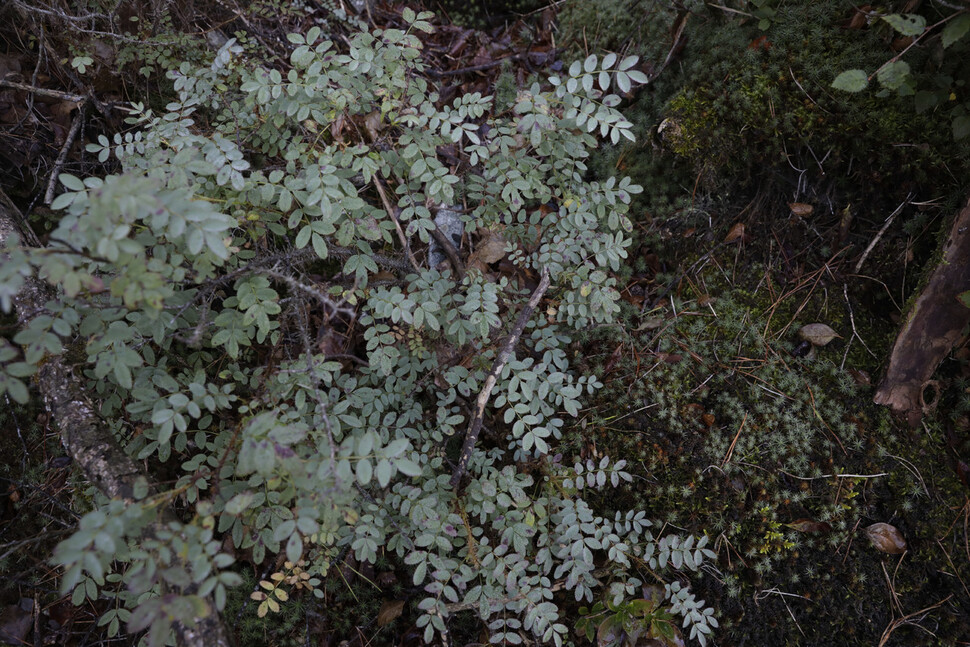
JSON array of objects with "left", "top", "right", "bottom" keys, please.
[{"left": 449, "top": 267, "right": 551, "bottom": 488}]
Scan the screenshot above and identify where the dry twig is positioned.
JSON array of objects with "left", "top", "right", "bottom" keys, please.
[
  {"left": 44, "top": 101, "right": 87, "bottom": 205},
  {"left": 855, "top": 195, "right": 911, "bottom": 274},
  {"left": 450, "top": 267, "right": 551, "bottom": 487}
]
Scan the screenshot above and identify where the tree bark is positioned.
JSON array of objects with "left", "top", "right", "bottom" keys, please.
[
  {"left": 0, "top": 190, "right": 231, "bottom": 647},
  {"left": 874, "top": 196, "right": 970, "bottom": 426}
]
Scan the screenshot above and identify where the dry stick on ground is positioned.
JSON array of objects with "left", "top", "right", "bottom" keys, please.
[
  {"left": 429, "top": 224, "right": 466, "bottom": 281},
  {"left": 0, "top": 79, "right": 87, "bottom": 103},
  {"left": 449, "top": 266, "right": 551, "bottom": 488},
  {"left": 840, "top": 282, "right": 877, "bottom": 370},
  {"left": 44, "top": 101, "right": 87, "bottom": 205},
  {"left": 0, "top": 190, "right": 231, "bottom": 647},
  {"left": 877, "top": 594, "right": 952, "bottom": 647},
  {"left": 855, "top": 195, "right": 911, "bottom": 274},
  {"left": 875, "top": 196, "right": 970, "bottom": 425},
  {"left": 720, "top": 412, "right": 747, "bottom": 467}
]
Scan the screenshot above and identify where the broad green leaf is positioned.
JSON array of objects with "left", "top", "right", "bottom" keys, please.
[
  {"left": 832, "top": 69, "right": 869, "bottom": 92},
  {"left": 882, "top": 13, "right": 926, "bottom": 37},
  {"left": 954, "top": 114, "right": 970, "bottom": 140},
  {"left": 942, "top": 14, "right": 970, "bottom": 48},
  {"left": 59, "top": 174, "right": 85, "bottom": 191},
  {"left": 876, "top": 60, "right": 911, "bottom": 90}
]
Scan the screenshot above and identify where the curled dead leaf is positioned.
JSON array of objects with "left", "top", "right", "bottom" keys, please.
[
  {"left": 363, "top": 110, "right": 382, "bottom": 141},
  {"left": 377, "top": 599, "right": 406, "bottom": 627},
  {"left": 798, "top": 323, "right": 840, "bottom": 347},
  {"left": 865, "top": 522, "right": 906, "bottom": 554},
  {"left": 470, "top": 230, "right": 508, "bottom": 264},
  {"left": 635, "top": 317, "right": 664, "bottom": 331},
  {"left": 466, "top": 229, "right": 508, "bottom": 274},
  {"left": 789, "top": 202, "right": 814, "bottom": 217},
  {"left": 786, "top": 518, "right": 832, "bottom": 533},
  {"left": 724, "top": 222, "right": 745, "bottom": 243}
]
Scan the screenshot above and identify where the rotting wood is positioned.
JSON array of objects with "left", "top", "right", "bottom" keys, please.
[
  {"left": 0, "top": 189, "right": 231, "bottom": 647},
  {"left": 874, "top": 196, "right": 970, "bottom": 427}
]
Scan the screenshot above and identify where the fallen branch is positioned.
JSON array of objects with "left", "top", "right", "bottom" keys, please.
[
  {"left": 855, "top": 195, "right": 911, "bottom": 274},
  {"left": 0, "top": 189, "right": 230, "bottom": 647},
  {"left": 44, "top": 101, "right": 87, "bottom": 205},
  {"left": 429, "top": 223, "right": 466, "bottom": 281},
  {"left": 874, "top": 196, "right": 970, "bottom": 425},
  {"left": 450, "top": 266, "right": 551, "bottom": 488},
  {"left": 0, "top": 79, "right": 87, "bottom": 103}
]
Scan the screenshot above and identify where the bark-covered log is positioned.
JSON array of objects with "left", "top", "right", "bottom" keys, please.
[
  {"left": 0, "top": 190, "right": 231, "bottom": 647},
  {"left": 874, "top": 197, "right": 970, "bottom": 426}
]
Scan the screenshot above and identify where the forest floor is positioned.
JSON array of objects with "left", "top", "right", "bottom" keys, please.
[{"left": 1, "top": 1, "right": 970, "bottom": 646}]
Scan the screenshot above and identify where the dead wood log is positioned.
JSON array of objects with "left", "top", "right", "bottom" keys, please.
[
  {"left": 874, "top": 196, "right": 970, "bottom": 427},
  {"left": 0, "top": 190, "right": 230, "bottom": 647}
]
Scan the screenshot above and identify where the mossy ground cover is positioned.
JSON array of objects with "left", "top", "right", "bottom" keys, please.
[
  {"left": 565, "top": 230, "right": 970, "bottom": 644},
  {"left": 555, "top": 1, "right": 970, "bottom": 644}
]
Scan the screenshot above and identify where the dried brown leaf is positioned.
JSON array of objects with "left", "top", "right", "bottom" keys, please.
[
  {"left": 798, "top": 323, "right": 840, "bottom": 347},
  {"left": 865, "top": 522, "right": 907, "bottom": 554},
  {"left": 789, "top": 202, "right": 814, "bottom": 217},
  {"left": 786, "top": 518, "right": 832, "bottom": 533},
  {"left": 467, "top": 230, "right": 508, "bottom": 273},
  {"left": 724, "top": 222, "right": 745, "bottom": 243},
  {"left": 364, "top": 110, "right": 382, "bottom": 141},
  {"left": 377, "top": 599, "right": 405, "bottom": 627},
  {"left": 0, "top": 601, "right": 34, "bottom": 646}
]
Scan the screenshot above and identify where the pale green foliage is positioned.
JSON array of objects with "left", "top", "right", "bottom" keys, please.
[{"left": 1, "top": 12, "right": 717, "bottom": 646}]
